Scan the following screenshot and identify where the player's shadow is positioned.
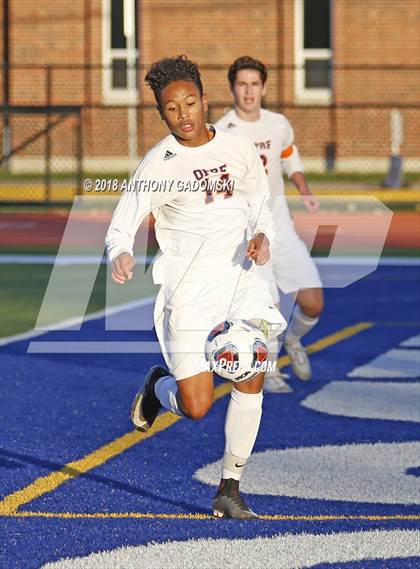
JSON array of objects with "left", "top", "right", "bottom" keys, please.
[
  {"left": 0, "top": 456, "right": 23, "bottom": 469},
  {"left": 0, "top": 448, "right": 209, "bottom": 514}
]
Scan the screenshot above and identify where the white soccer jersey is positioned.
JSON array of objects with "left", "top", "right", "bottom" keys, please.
[
  {"left": 216, "top": 109, "right": 304, "bottom": 202},
  {"left": 217, "top": 110, "right": 321, "bottom": 296},
  {"left": 106, "top": 126, "right": 274, "bottom": 285}
]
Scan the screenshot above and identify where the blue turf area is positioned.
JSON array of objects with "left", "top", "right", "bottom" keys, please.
[{"left": 1, "top": 265, "right": 419, "bottom": 568}]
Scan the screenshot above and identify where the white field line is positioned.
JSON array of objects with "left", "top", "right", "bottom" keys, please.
[
  {"left": 1, "top": 254, "right": 419, "bottom": 266},
  {"left": 0, "top": 255, "right": 153, "bottom": 265},
  {"left": 315, "top": 256, "right": 420, "bottom": 266},
  {"left": 0, "top": 296, "right": 156, "bottom": 348}
]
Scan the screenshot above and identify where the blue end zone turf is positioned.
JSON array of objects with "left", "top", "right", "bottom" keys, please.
[{"left": 0, "top": 266, "right": 419, "bottom": 568}]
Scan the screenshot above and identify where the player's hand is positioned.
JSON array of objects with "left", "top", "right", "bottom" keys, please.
[
  {"left": 111, "top": 252, "right": 135, "bottom": 284},
  {"left": 301, "top": 193, "right": 319, "bottom": 213},
  {"left": 247, "top": 233, "right": 270, "bottom": 266}
]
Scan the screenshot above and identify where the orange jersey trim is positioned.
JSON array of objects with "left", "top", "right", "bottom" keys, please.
[{"left": 280, "top": 145, "right": 294, "bottom": 159}]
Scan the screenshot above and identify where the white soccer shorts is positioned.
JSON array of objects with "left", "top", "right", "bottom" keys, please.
[
  {"left": 256, "top": 197, "right": 322, "bottom": 301},
  {"left": 153, "top": 269, "right": 286, "bottom": 381}
]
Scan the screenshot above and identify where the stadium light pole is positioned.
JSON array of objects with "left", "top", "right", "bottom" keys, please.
[{"left": 2, "top": 0, "right": 11, "bottom": 170}]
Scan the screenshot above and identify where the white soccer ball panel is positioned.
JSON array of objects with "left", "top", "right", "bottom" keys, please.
[{"left": 205, "top": 319, "right": 268, "bottom": 383}]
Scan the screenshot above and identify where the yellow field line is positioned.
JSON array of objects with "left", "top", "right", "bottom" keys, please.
[
  {"left": 0, "top": 322, "right": 373, "bottom": 516},
  {"left": 1, "top": 186, "right": 419, "bottom": 202},
  {"left": 0, "top": 382, "right": 231, "bottom": 516},
  {"left": 277, "top": 321, "right": 374, "bottom": 370},
  {"left": 5, "top": 511, "right": 420, "bottom": 522},
  {"left": 285, "top": 188, "right": 420, "bottom": 202}
]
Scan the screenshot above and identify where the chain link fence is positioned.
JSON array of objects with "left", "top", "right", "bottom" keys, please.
[{"left": 1, "top": 63, "right": 419, "bottom": 204}]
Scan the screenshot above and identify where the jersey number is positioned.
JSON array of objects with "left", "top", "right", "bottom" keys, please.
[
  {"left": 260, "top": 154, "right": 268, "bottom": 174},
  {"left": 204, "top": 173, "right": 233, "bottom": 204}
]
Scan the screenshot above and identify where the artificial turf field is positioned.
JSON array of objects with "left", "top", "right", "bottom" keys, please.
[{"left": 0, "top": 258, "right": 419, "bottom": 568}]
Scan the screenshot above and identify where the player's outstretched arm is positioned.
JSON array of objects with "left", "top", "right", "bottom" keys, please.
[
  {"left": 247, "top": 233, "right": 270, "bottom": 266},
  {"left": 111, "top": 252, "right": 136, "bottom": 284},
  {"left": 291, "top": 171, "right": 319, "bottom": 213},
  {"left": 280, "top": 120, "right": 319, "bottom": 214}
]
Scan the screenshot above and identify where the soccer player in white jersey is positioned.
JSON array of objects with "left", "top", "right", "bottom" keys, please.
[
  {"left": 106, "top": 55, "right": 286, "bottom": 519},
  {"left": 216, "top": 56, "right": 324, "bottom": 392}
]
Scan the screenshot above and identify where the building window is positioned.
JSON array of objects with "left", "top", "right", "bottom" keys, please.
[
  {"left": 295, "top": 0, "right": 332, "bottom": 104},
  {"left": 102, "top": 0, "right": 139, "bottom": 104}
]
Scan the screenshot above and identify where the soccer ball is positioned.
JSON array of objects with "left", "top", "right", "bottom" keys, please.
[{"left": 205, "top": 319, "right": 269, "bottom": 383}]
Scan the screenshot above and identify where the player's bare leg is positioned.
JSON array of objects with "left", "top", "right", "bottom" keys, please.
[
  {"left": 235, "top": 371, "right": 264, "bottom": 393},
  {"left": 285, "top": 287, "right": 324, "bottom": 380},
  {"left": 213, "top": 372, "right": 264, "bottom": 519},
  {"left": 176, "top": 372, "right": 214, "bottom": 419},
  {"left": 296, "top": 287, "right": 324, "bottom": 320}
]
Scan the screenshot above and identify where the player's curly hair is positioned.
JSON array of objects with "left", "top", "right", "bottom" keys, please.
[
  {"left": 145, "top": 55, "right": 203, "bottom": 106},
  {"left": 228, "top": 56, "right": 267, "bottom": 87}
]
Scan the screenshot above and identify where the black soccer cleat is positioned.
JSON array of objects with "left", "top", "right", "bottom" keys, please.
[
  {"left": 131, "top": 365, "right": 168, "bottom": 432},
  {"left": 212, "top": 478, "right": 258, "bottom": 519}
]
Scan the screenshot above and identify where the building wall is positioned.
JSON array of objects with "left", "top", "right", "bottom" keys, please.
[
  {"left": 332, "top": 0, "right": 420, "bottom": 160},
  {"left": 334, "top": 0, "right": 420, "bottom": 104},
  {"left": 140, "top": 0, "right": 281, "bottom": 106},
  {"left": 1, "top": 0, "right": 419, "bottom": 171},
  {"left": 335, "top": 0, "right": 420, "bottom": 67}
]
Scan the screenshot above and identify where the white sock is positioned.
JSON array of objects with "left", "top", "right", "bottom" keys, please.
[
  {"left": 154, "top": 375, "right": 184, "bottom": 417},
  {"left": 286, "top": 305, "right": 319, "bottom": 345},
  {"left": 222, "top": 388, "right": 263, "bottom": 481}
]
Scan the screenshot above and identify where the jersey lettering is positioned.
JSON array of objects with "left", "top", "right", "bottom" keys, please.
[
  {"left": 254, "top": 140, "right": 272, "bottom": 150},
  {"left": 193, "top": 163, "right": 227, "bottom": 180}
]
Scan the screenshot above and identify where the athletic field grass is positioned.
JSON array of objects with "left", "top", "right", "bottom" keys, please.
[{"left": 1, "top": 262, "right": 419, "bottom": 568}]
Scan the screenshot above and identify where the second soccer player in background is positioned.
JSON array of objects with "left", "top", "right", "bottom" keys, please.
[{"left": 217, "top": 56, "right": 325, "bottom": 393}]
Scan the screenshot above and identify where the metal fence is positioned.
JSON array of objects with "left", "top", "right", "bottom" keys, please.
[{"left": 1, "top": 63, "right": 419, "bottom": 204}]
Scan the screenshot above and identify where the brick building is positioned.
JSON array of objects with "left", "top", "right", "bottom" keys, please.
[{"left": 1, "top": 0, "right": 419, "bottom": 176}]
